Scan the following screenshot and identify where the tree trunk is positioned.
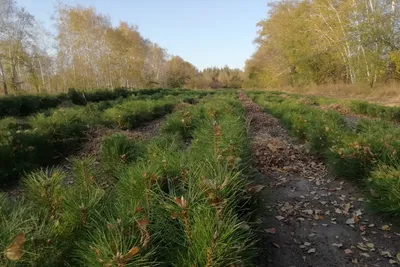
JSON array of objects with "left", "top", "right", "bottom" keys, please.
[
  {"left": 38, "top": 58, "right": 45, "bottom": 93},
  {"left": 0, "top": 59, "right": 8, "bottom": 95}
]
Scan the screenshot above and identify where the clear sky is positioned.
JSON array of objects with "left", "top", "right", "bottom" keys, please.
[{"left": 16, "top": 0, "right": 268, "bottom": 70}]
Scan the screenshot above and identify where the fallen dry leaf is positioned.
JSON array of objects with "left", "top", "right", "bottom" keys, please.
[
  {"left": 275, "top": 215, "right": 285, "bottom": 221},
  {"left": 366, "top": 243, "right": 374, "bottom": 249},
  {"left": 247, "top": 184, "right": 266, "bottom": 194},
  {"left": 272, "top": 242, "right": 280, "bottom": 248},
  {"left": 359, "top": 225, "right": 366, "bottom": 231},
  {"left": 344, "top": 249, "right": 353, "bottom": 254},
  {"left": 381, "top": 251, "right": 393, "bottom": 258},
  {"left": 303, "top": 209, "right": 313, "bottom": 215},
  {"left": 267, "top": 143, "right": 278, "bottom": 152},
  {"left": 397, "top": 252, "right": 400, "bottom": 261},
  {"left": 313, "top": 215, "right": 324, "bottom": 220},
  {"left": 307, "top": 248, "right": 316, "bottom": 254},
  {"left": 381, "top": 225, "right": 391, "bottom": 231},
  {"left": 4, "top": 233, "right": 25, "bottom": 261},
  {"left": 332, "top": 243, "right": 343, "bottom": 248},
  {"left": 389, "top": 259, "right": 397, "bottom": 264},
  {"left": 354, "top": 209, "right": 362, "bottom": 216},
  {"left": 265, "top": 228, "right": 276, "bottom": 234},
  {"left": 343, "top": 203, "right": 351, "bottom": 214},
  {"left": 360, "top": 252, "right": 370, "bottom": 258},
  {"left": 356, "top": 243, "right": 369, "bottom": 251}
]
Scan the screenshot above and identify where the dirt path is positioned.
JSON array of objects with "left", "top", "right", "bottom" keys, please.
[
  {"left": 238, "top": 92, "right": 400, "bottom": 267},
  {"left": 79, "top": 116, "right": 167, "bottom": 157}
]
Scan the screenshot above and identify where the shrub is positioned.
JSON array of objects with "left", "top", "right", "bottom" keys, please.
[
  {"left": 100, "top": 133, "right": 145, "bottom": 173},
  {"left": 0, "top": 94, "right": 66, "bottom": 118},
  {"left": 162, "top": 103, "right": 205, "bottom": 140}
]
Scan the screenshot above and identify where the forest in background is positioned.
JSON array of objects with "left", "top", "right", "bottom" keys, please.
[
  {"left": 3, "top": 0, "right": 400, "bottom": 96},
  {"left": 0, "top": 0, "right": 244, "bottom": 95},
  {"left": 245, "top": 0, "right": 400, "bottom": 89}
]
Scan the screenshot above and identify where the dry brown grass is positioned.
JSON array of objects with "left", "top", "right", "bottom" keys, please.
[{"left": 245, "top": 82, "right": 400, "bottom": 106}]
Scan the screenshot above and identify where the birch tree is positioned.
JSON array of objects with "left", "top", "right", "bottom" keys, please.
[{"left": 245, "top": 0, "right": 400, "bottom": 88}]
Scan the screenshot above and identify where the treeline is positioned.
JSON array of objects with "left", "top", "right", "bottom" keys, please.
[
  {"left": 0, "top": 1, "right": 243, "bottom": 95},
  {"left": 245, "top": 0, "right": 400, "bottom": 88}
]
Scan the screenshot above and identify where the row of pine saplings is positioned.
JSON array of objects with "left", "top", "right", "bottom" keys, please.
[
  {"left": 279, "top": 91, "right": 400, "bottom": 123},
  {"left": 0, "top": 91, "right": 204, "bottom": 186}
]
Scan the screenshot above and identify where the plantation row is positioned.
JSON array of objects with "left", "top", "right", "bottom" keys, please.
[
  {"left": 249, "top": 91, "right": 400, "bottom": 219},
  {"left": 268, "top": 91, "right": 400, "bottom": 123},
  {"left": 0, "top": 88, "right": 193, "bottom": 118},
  {"left": 0, "top": 93, "right": 258, "bottom": 266},
  {"left": 0, "top": 90, "right": 207, "bottom": 187}
]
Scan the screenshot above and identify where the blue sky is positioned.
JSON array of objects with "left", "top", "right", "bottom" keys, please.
[{"left": 16, "top": 0, "right": 268, "bottom": 70}]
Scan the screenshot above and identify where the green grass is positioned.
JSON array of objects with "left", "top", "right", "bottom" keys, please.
[{"left": 367, "top": 164, "right": 400, "bottom": 218}]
